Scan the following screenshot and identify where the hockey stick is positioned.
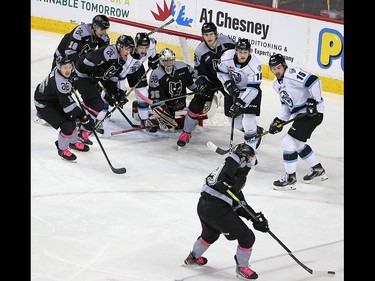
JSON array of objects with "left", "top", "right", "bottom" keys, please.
[
  {"left": 72, "top": 88, "right": 127, "bottom": 174},
  {"left": 97, "top": 81, "right": 141, "bottom": 128},
  {"left": 147, "top": 1, "right": 181, "bottom": 36},
  {"left": 111, "top": 124, "right": 159, "bottom": 136},
  {"left": 207, "top": 112, "right": 308, "bottom": 155},
  {"left": 226, "top": 189, "right": 335, "bottom": 277},
  {"left": 136, "top": 86, "right": 224, "bottom": 106}
]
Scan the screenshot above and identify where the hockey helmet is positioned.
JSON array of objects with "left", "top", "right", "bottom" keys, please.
[
  {"left": 92, "top": 14, "right": 110, "bottom": 30},
  {"left": 159, "top": 48, "right": 176, "bottom": 74},
  {"left": 116, "top": 35, "right": 135, "bottom": 51},
  {"left": 269, "top": 53, "right": 287, "bottom": 68},
  {"left": 56, "top": 54, "right": 74, "bottom": 70},
  {"left": 201, "top": 22, "right": 217, "bottom": 35},
  {"left": 235, "top": 38, "right": 251, "bottom": 51},
  {"left": 233, "top": 143, "right": 255, "bottom": 161},
  {"left": 135, "top": 32, "right": 151, "bottom": 47}
]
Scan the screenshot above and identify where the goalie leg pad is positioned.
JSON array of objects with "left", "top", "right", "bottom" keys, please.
[{"left": 152, "top": 104, "right": 178, "bottom": 131}]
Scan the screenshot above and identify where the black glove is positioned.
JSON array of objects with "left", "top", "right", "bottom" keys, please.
[
  {"left": 195, "top": 76, "right": 211, "bottom": 99},
  {"left": 89, "top": 67, "right": 104, "bottom": 83},
  {"left": 104, "top": 93, "right": 116, "bottom": 107},
  {"left": 252, "top": 212, "right": 269, "bottom": 233},
  {"left": 269, "top": 117, "right": 284, "bottom": 134},
  {"left": 117, "top": 89, "right": 129, "bottom": 108},
  {"left": 306, "top": 98, "right": 318, "bottom": 117},
  {"left": 80, "top": 115, "right": 94, "bottom": 131},
  {"left": 148, "top": 54, "right": 161, "bottom": 70},
  {"left": 224, "top": 80, "right": 240, "bottom": 97},
  {"left": 217, "top": 181, "right": 233, "bottom": 193},
  {"left": 229, "top": 98, "right": 245, "bottom": 118}
]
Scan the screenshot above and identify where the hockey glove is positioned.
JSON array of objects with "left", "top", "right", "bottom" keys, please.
[
  {"left": 269, "top": 117, "right": 284, "bottom": 134},
  {"left": 80, "top": 115, "right": 95, "bottom": 131},
  {"left": 89, "top": 67, "right": 104, "bottom": 83},
  {"left": 195, "top": 76, "right": 212, "bottom": 99},
  {"left": 229, "top": 98, "right": 246, "bottom": 118},
  {"left": 224, "top": 80, "right": 240, "bottom": 97},
  {"left": 306, "top": 98, "right": 318, "bottom": 117},
  {"left": 117, "top": 89, "right": 129, "bottom": 108},
  {"left": 104, "top": 93, "right": 116, "bottom": 107},
  {"left": 252, "top": 212, "right": 269, "bottom": 233},
  {"left": 148, "top": 54, "right": 161, "bottom": 70}
]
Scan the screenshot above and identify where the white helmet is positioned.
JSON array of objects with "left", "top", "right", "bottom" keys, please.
[{"left": 159, "top": 48, "right": 175, "bottom": 74}]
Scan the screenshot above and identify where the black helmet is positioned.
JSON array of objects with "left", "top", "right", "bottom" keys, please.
[
  {"left": 56, "top": 54, "right": 74, "bottom": 69},
  {"left": 135, "top": 32, "right": 151, "bottom": 47},
  {"left": 92, "top": 15, "right": 110, "bottom": 30},
  {"left": 116, "top": 35, "right": 135, "bottom": 51},
  {"left": 236, "top": 38, "right": 251, "bottom": 51},
  {"left": 233, "top": 143, "right": 255, "bottom": 161},
  {"left": 269, "top": 53, "right": 287, "bottom": 68},
  {"left": 201, "top": 22, "right": 217, "bottom": 35}
]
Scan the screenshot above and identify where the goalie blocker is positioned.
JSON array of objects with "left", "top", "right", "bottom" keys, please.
[{"left": 132, "top": 101, "right": 208, "bottom": 132}]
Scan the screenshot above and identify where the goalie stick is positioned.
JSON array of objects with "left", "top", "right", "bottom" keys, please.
[
  {"left": 226, "top": 189, "right": 335, "bottom": 277},
  {"left": 207, "top": 113, "right": 308, "bottom": 155}
]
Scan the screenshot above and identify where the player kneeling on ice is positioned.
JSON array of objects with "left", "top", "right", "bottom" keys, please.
[
  {"left": 139, "top": 47, "right": 199, "bottom": 132},
  {"left": 34, "top": 55, "right": 94, "bottom": 162},
  {"left": 184, "top": 143, "right": 269, "bottom": 280}
]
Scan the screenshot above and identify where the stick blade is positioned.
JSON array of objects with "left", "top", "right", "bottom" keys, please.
[
  {"left": 206, "top": 141, "right": 230, "bottom": 155},
  {"left": 312, "top": 270, "right": 335, "bottom": 277},
  {"left": 112, "top": 167, "right": 127, "bottom": 174}
]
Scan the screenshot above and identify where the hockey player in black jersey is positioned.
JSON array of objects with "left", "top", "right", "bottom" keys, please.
[
  {"left": 177, "top": 22, "right": 236, "bottom": 147},
  {"left": 73, "top": 35, "right": 134, "bottom": 142},
  {"left": 146, "top": 48, "right": 198, "bottom": 132},
  {"left": 51, "top": 14, "right": 110, "bottom": 70},
  {"left": 268, "top": 54, "right": 328, "bottom": 190},
  {"left": 34, "top": 55, "right": 94, "bottom": 162},
  {"left": 183, "top": 143, "right": 268, "bottom": 280}
]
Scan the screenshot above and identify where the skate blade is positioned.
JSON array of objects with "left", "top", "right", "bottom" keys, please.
[
  {"left": 59, "top": 157, "right": 77, "bottom": 163},
  {"left": 304, "top": 174, "right": 328, "bottom": 184},
  {"left": 273, "top": 184, "right": 296, "bottom": 191}
]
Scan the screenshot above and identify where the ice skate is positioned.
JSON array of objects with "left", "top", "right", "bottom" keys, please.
[
  {"left": 69, "top": 141, "right": 90, "bottom": 152},
  {"left": 55, "top": 141, "right": 77, "bottom": 162},
  {"left": 303, "top": 163, "right": 328, "bottom": 184},
  {"left": 78, "top": 130, "right": 93, "bottom": 145},
  {"left": 183, "top": 252, "right": 207, "bottom": 266},
  {"left": 273, "top": 172, "right": 297, "bottom": 190},
  {"left": 177, "top": 131, "right": 191, "bottom": 148},
  {"left": 234, "top": 255, "right": 258, "bottom": 280}
]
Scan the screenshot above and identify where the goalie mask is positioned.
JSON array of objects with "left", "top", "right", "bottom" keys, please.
[{"left": 159, "top": 48, "right": 176, "bottom": 75}]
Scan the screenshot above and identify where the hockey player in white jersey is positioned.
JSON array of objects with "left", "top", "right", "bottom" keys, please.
[
  {"left": 216, "top": 38, "right": 263, "bottom": 152},
  {"left": 268, "top": 53, "right": 328, "bottom": 190},
  {"left": 117, "top": 32, "right": 160, "bottom": 130}
]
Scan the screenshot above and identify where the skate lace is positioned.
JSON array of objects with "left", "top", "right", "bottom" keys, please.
[
  {"left": 196, "top": 257, "right": 205, "bottom": 265},
  {"left": 81, "top": 131, "right": 90, "bottom": 140},
  {"left": 179, "top": 132, "right": 191, "bottom": 142},
  {"left": 240, "top": 266, "right": 255, "bottom": 276},
  {"left": 62, "top": 148, "right": 73, "bottom": 157},
  {"left": 74, "top": 142, "right": 85, "bottom": 150}
]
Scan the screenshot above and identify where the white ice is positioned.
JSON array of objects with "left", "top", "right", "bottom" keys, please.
[{"left": 31, "top": 29, "right": 344, "bottom": 281}]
